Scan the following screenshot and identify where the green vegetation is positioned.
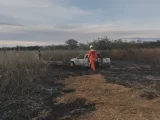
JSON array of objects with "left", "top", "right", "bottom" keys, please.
[{"left": 1, "top": 36, "right": 160, "bottom": 51}]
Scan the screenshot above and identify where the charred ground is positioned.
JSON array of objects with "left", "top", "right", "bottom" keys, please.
[{"left": 0, "top": 60, "right": 160, "bottom": 120}]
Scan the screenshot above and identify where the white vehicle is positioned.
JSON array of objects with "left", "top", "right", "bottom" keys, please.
[{"left": 70, "top": 54, "right": 111, "bottom": 67}]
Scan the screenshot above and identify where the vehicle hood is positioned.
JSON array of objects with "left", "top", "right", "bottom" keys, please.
[{"left": 70, "top": 58, "right": 76, "bottom": 61}]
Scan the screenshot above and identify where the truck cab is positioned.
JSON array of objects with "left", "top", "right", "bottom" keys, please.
[{"left": 70, "top": 54, "right": 111, "bottom": 67}]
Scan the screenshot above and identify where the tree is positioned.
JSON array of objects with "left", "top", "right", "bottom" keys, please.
[
  {"left": 114, "top": 39, "right": 123, "bottom": 44},
  {"left": 97, "top": 36, "right": 112, "bottom": 50},
  {"left": 79, "top": 43, "right": 88, "bottom": 50},
  {"left": 137, "top": 39, "right": 142, "bottom": 43},
  {"left": 65, "top": 39, "right": 78, "bottom": 49}
]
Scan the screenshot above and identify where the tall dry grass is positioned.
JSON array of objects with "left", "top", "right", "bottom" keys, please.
[
  {"left": 0, "top": 50, "right": 85, "bottom": 100},
  {"left": 100, "top": 48, "right": 160, "bottom": 63},
  {"left": 0, "top": 51, "right": 48, "bottom": 119},
  {"left": 41, "top": 50, "right": 86, "bottom": 63},
  {"left": 0, "top": 48, "right": 160, "bottom": 96},
  {"left": 41, "top": 48, "right": 160, "bottom": 63},
  {"left": 0, "top": 50, "right": 46, "bottom": 100}
]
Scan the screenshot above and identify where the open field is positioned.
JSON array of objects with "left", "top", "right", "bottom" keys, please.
[
  {"left": 1, "top": 48, "right": 160, "bottom": 62},
  {"left": 0, "top": 49, "right": 160, "bottom": 120}
]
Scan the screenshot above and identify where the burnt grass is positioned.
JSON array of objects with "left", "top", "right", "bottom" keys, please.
[
  {"left": 0, "top": 64, "right": 95, "bottom": 120},
  {"left": 102, "top": 61, "right": 160, "bottom": 90},
  {"left": 0, "top": 61, "right": 160, "bottom": 120},
  {"left": 101, "top": 60, "right": 160, "bottom": 99}
]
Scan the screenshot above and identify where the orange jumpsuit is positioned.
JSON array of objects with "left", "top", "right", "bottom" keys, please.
[{"left": 88, "top": 49, "right": 98, "bottom": 71}]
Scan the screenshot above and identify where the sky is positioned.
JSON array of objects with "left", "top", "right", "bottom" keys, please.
[{"left": 0, "top": 0, "right": 160, "bottom": 46}]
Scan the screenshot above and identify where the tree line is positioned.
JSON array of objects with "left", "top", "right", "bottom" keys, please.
[{"left": 1, "top": 36, "right": 160, "bottom": 51}]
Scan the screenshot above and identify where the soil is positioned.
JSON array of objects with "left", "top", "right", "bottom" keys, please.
[
  {"left": 1, "top": 60, "right": 160, "bottom": 120},
  {"left": 58, "top": 75, "right": 160, "bottom": 120}
]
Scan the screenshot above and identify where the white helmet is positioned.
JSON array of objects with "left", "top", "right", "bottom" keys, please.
[{"left": 90, "top": 45, "right": 93, "bottom": 49}]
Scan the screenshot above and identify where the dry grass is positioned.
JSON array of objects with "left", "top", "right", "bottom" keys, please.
[
  {"left": 0, "top": 48, "right": 159, "bottom": 95},
  {"left": 41, "top": 50, "right": 86, "bottom": 63},
  {"left": 1, "top": 48, "right": 160, "bottom": 63},
  {"left": 0, "top": 48, "right": 159, "bottom": 96},
  {"left": 40, "top": 48, "right": 160, "bottom": 63},
  {"left": 0, "top": 51, "right": 47, "bottom": 119},
  {"left": 103, "top": 48, "right": 160, "bottom": 62},
  {"left": 0, "top": 50, "right": 85, "bottom": 96},
  {"left": 0, "top": 51, "right": 42, "bottom": 93}
]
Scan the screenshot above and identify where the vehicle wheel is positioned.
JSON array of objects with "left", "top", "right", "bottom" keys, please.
[
  {"left": 70, "top": 62, "right": 75, "bottom": 67},
  {"left": 107, "top": 64, "right": 111, "bottom": 68},
  {"left": 96, "top": 62, "right": 101, "bottom": 68}
]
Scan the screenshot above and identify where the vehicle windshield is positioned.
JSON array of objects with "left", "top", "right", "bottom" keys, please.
[
  {"left": 77, "top": 54, "right": 84, "bottom": 59},
  {"left": 97, "top": 54, "right": 100, "bottom": 58},
  {"left": 86, "top": 54, "right": 100, "bottom": 59}
]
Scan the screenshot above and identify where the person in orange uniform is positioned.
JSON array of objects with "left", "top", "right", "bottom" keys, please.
[{"left": 88, "top": 45, "right": 98, "bottom": 72}]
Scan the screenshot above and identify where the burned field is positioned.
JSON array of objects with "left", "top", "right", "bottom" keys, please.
[
  {"left": 102, "top": 61, "right": 160, "bottom": 95},
  {"left": 0, "top": 62, "right": 95, "bottom": 120},
  {"left": 0, "top": 59, "right": 160, "bottom": 120}
]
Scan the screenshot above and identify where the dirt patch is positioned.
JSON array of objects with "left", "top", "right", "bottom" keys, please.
[
  {"left": 140, "top": 91, "right": 159, "bottom": 100},
  {"left": 57, "top": 75, "right": 160, "bottom": 120}
]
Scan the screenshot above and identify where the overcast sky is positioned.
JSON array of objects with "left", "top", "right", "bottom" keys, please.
[{"left": 0, "top": 0, "right": 160, "bottom": 46}]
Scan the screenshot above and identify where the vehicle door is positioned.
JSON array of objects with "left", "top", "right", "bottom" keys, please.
[
  {"left": 83, "top": 55, "right": 90, "bottom": 67},
  {"left": 97, "top": 54, "right": 102, "bottom": 62},
  {"left": 75, "top": 54, "right": 84, "bottom": 66},
  {"left": 97, "top": 54, "right": 102, "bottom": 66}
]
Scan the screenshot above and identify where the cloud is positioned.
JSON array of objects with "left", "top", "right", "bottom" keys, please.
[
  {"left": 0, "top": 40, "right": 51, "bottom": 47},
  {"left": 0, "top": 23, "right": 160, "bottom": 46},
  {"left": 0, "top": 0, "right": 92, "bottom": 25},
  {"left": 0, "top": 0, "right": 160, "bottom": 46},
  {"left": 97, "top": 8, "right": 103, "bottom": 13}
]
